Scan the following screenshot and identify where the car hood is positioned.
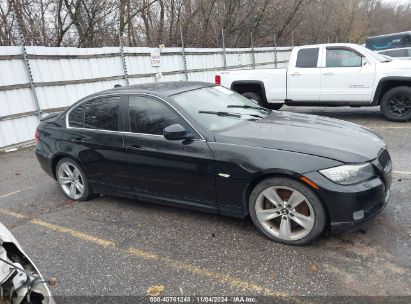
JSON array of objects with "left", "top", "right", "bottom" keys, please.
[{"left": 214, "top": 111, "right": 386, "bottom": 163}]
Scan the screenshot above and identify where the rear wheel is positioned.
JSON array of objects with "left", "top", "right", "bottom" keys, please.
[
  {"left": 56, "top": 158, "right": 92, "bottom": 201},
  {"left": 249, "top": 177, "right": 326, "bottom": 245},
  {"left": 241, "top": 92, "right": 283, "bottom": 110},
  {"left": 380, "top": 86, "right": 411, "bottom": 122}
]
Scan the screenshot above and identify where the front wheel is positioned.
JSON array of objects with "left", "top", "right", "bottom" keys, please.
[
  {"left": 56, "top": 158, "right": 92, "bottom": 201},
  {"left": 249, "top": 177, "right": 326, "bottom": 245},
  {"left": 380, "top": 86, "right": 411, "bottom": 122}
]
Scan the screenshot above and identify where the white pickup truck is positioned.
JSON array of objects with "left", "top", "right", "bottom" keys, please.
[{"left": 215, "top": 43, "right": 411, "bottom": 121}]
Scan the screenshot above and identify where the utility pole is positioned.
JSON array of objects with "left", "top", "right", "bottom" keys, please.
[
  {"left": 250, "top": 32, "right": 256, "bottom": 69},
  {"left": 222, "top": 29, "right": 227, "bottom": 70},
  {"left": 180, "top": 25, "right": 188, "bottom": 81},
  {"left": 12, "top": 8, "right": 41, "bottom": 122}
]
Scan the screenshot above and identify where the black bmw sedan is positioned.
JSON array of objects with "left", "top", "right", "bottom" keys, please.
[{"left": 35, "top": 82, "right": 392, "bottom": 245}]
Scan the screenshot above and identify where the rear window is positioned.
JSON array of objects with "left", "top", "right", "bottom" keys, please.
[
  {"left": 84, "top": 97, "right": 120, "bottom": 131},
  {"left": 68, "top": 104, "right": 84, "bottom": 128},
  {"left": 296, "top": 48, "right": 319, "bottom": 68},
  {"left": 68, "top": 96, "right": 120, "bottom": 131}
]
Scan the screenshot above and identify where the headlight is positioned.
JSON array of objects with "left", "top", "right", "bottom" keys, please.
[{"left": 319, "top": 163, "right": 374, "bottom": 185}]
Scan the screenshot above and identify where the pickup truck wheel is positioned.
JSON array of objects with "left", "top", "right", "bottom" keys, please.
[
  {"left": 380, "top": 86, "right": 411, "bottom": 122},
  {"left": 267, "top": 103, "right": 283, "bottom": 110},
  {"left": 242, "top": 92, "right": 263, "bottom": 105},
  {"left": 242, "top": 92, "right": 283, "bottom": 110}
]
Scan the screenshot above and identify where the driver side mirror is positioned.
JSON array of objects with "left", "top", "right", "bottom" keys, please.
[
  {"left": 163, "top": 124, "right": 187, "bottom": 140},
  {"left": 362, "top": 57, "right": 369, "bottom": 66}
]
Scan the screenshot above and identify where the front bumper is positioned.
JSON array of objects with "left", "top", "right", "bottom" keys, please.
[
  {"left": 304, "top": 170, "right": 391, "bottom": 233},
  {"left": 329, "top": 189, "right": 390, "bottom": 233}
]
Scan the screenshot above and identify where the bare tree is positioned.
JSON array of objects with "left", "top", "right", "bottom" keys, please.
[{"left": 1, "top": 0, "right": 410, "bottom": 48}]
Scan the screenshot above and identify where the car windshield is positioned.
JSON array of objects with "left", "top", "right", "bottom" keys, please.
[{"left": 171, "top": 86, "right": 270, "bottom": 131}]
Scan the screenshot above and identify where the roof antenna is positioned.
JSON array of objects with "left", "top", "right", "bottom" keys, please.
[{"left": 114, "top": 84, "right": 122, "bottom": 88}]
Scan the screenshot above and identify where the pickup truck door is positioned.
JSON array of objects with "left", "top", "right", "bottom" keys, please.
[
  {"left": 287, "top": 47, "right": 321, "bottom": 101},
  {"left": 320, "top": 47, "right": 376, "bottom": 102}
]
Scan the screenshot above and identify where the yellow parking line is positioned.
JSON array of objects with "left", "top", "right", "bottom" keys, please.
[
  {"left": 30, "top": 219, "right": 116, "bottom": 248},
  {"left": 0, "top": 181, "right": 53, "bottom": 201},
  {"left": 126, "top": 248, "right": 287, "bottom": 297},
  {"left": 0, "top": 208, "right": 29, "bottom": 219},
  {"left": 0, "top": 208, "right": 293, "bottom": 299},
  {"left": 393, "top": 170, "right": 411, "bottom": 176},
  {"left": 0, "top": 190, "right": 23, "bottom": 199}
]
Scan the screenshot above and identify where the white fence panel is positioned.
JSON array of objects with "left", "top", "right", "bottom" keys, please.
[{"left": 0, "top": 45, "right": 292, "bottom": 149}]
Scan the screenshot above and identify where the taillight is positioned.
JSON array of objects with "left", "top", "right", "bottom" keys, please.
[
  {"left": 35, "top": 128, "right": 39, "bottom": 145},
  {"left": 215, "top": 75, "right": 221, "bottom": 85}
]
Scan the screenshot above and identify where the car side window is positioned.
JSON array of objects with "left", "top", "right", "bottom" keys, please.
[
  {"left": 68, "top": 103, "right": 84, "bottom": 128},
  {"left": 296, "top": 48, "right": 319, "bottom": 68},
  {"left": 84, "top": 96, "right": 120, "bottom": 131},
  {"left": 381, "top": 49, "right": 408, "bottom": 57},
  {"left": 128, "top": 96, "right": 185, "bottom": 135},
  {"left": 326, "top": 49, "right": 362, "bottom": 67}
]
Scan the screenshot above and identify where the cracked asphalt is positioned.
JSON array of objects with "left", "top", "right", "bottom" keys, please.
[{"left": 0, "top": 105, "right": 410, "bottom": 301}]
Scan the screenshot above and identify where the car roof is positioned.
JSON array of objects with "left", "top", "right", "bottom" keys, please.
[{"left": 100, "top": 81, "right": 215, "bottom": 97}]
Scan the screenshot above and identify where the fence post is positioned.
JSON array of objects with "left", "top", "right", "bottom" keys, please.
[
  {"left": 12, "top": 8, "right": 41, "bottom": 122},
  {"left": 118, "top": 21, "right": 129, "bottom": 86},
  {"left": 180, "top": 25, "right": 188, "bottom": 81},
  {"left": 273, "top": 33, "right": 278, "bottom": 69},
  {"left": 250, "top": 32, "right": 256, "bottom": 69},
  {"left": 221, "top": 29, "right": 227, "bottom": 70}
]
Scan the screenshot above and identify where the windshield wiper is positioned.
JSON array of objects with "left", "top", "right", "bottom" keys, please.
[
  {"left": 227, "top": 104, "right": 270, "bottom": 113},
  {"left": 244, "top": 113, "right": 264, "bottom": 119},
  {"left": 198, "top": 110, "right": 241, "bottom": 118}
]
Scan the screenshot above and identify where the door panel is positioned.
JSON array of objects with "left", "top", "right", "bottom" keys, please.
[
  {"left": 124, "top": 134, "right": 216, "bottom": 203},
  {"left": 71, "top": 129, "right": 128, "bottom": 188},
  {"left": 66, "top": 95, "right": 128, "bottom": 188},
  {"left": 124, "top": 94, "right": 216, "bottom": 204},
  {"left": 320, "top": 48, "right": 376, "bottom": 102},
  {"left": 287, "top": 47, "right": 321, "bottom": 101}
]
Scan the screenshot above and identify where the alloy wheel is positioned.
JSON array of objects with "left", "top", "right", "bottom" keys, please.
[
  {"left": 387, "top": 94, "right": 411, "bottom": 117},
  {"left": 255, "top": 186, "right": 315, "bottom": 241},
  {"left": 57, "top": 162, "right": 85, "bottom": 200}
]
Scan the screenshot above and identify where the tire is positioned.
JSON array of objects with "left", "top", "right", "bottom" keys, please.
[
  {"left": 56, "top": 157, "right": 93, "bottom": 201},
  {"left": 242, "top": 92, "right": 283, "bottom": 110},
  {"left": 380, "top": 86, "right": 411, "bottom": 122},
  {"left": 267, "top": 103, "right": 283, "bottom": 110},
  {"left": 242, "top": 92, "right": 263, "bottom": 105},
  {"left": 249, "top": 177, "right": 326, "bottom": 245}
]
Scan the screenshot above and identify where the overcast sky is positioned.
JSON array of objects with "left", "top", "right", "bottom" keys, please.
[{"left": 383, "top": 0, "right": 410, "bottom": 5}]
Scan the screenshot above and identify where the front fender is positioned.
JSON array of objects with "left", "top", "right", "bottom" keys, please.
[{"left": 208, "top": 142, "right": 342, "bottom": 214}]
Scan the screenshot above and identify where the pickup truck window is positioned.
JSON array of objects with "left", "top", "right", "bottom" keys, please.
[
  {"left": 296, "top": 48, "right": 319, "bottom": 68},
  {"left": 326, "top": 49, "right": 362, "bottom": 67}
]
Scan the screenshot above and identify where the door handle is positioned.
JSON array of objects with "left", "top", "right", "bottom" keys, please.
[
  {"left": 127, "top": 145, "right": 145, "bottom": 151},
  {"left": 290, "top": 72, "right": 301, "bottom": 76},
  {"left": 323, "top": 72, "right": 334, "bottom": 76}
]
